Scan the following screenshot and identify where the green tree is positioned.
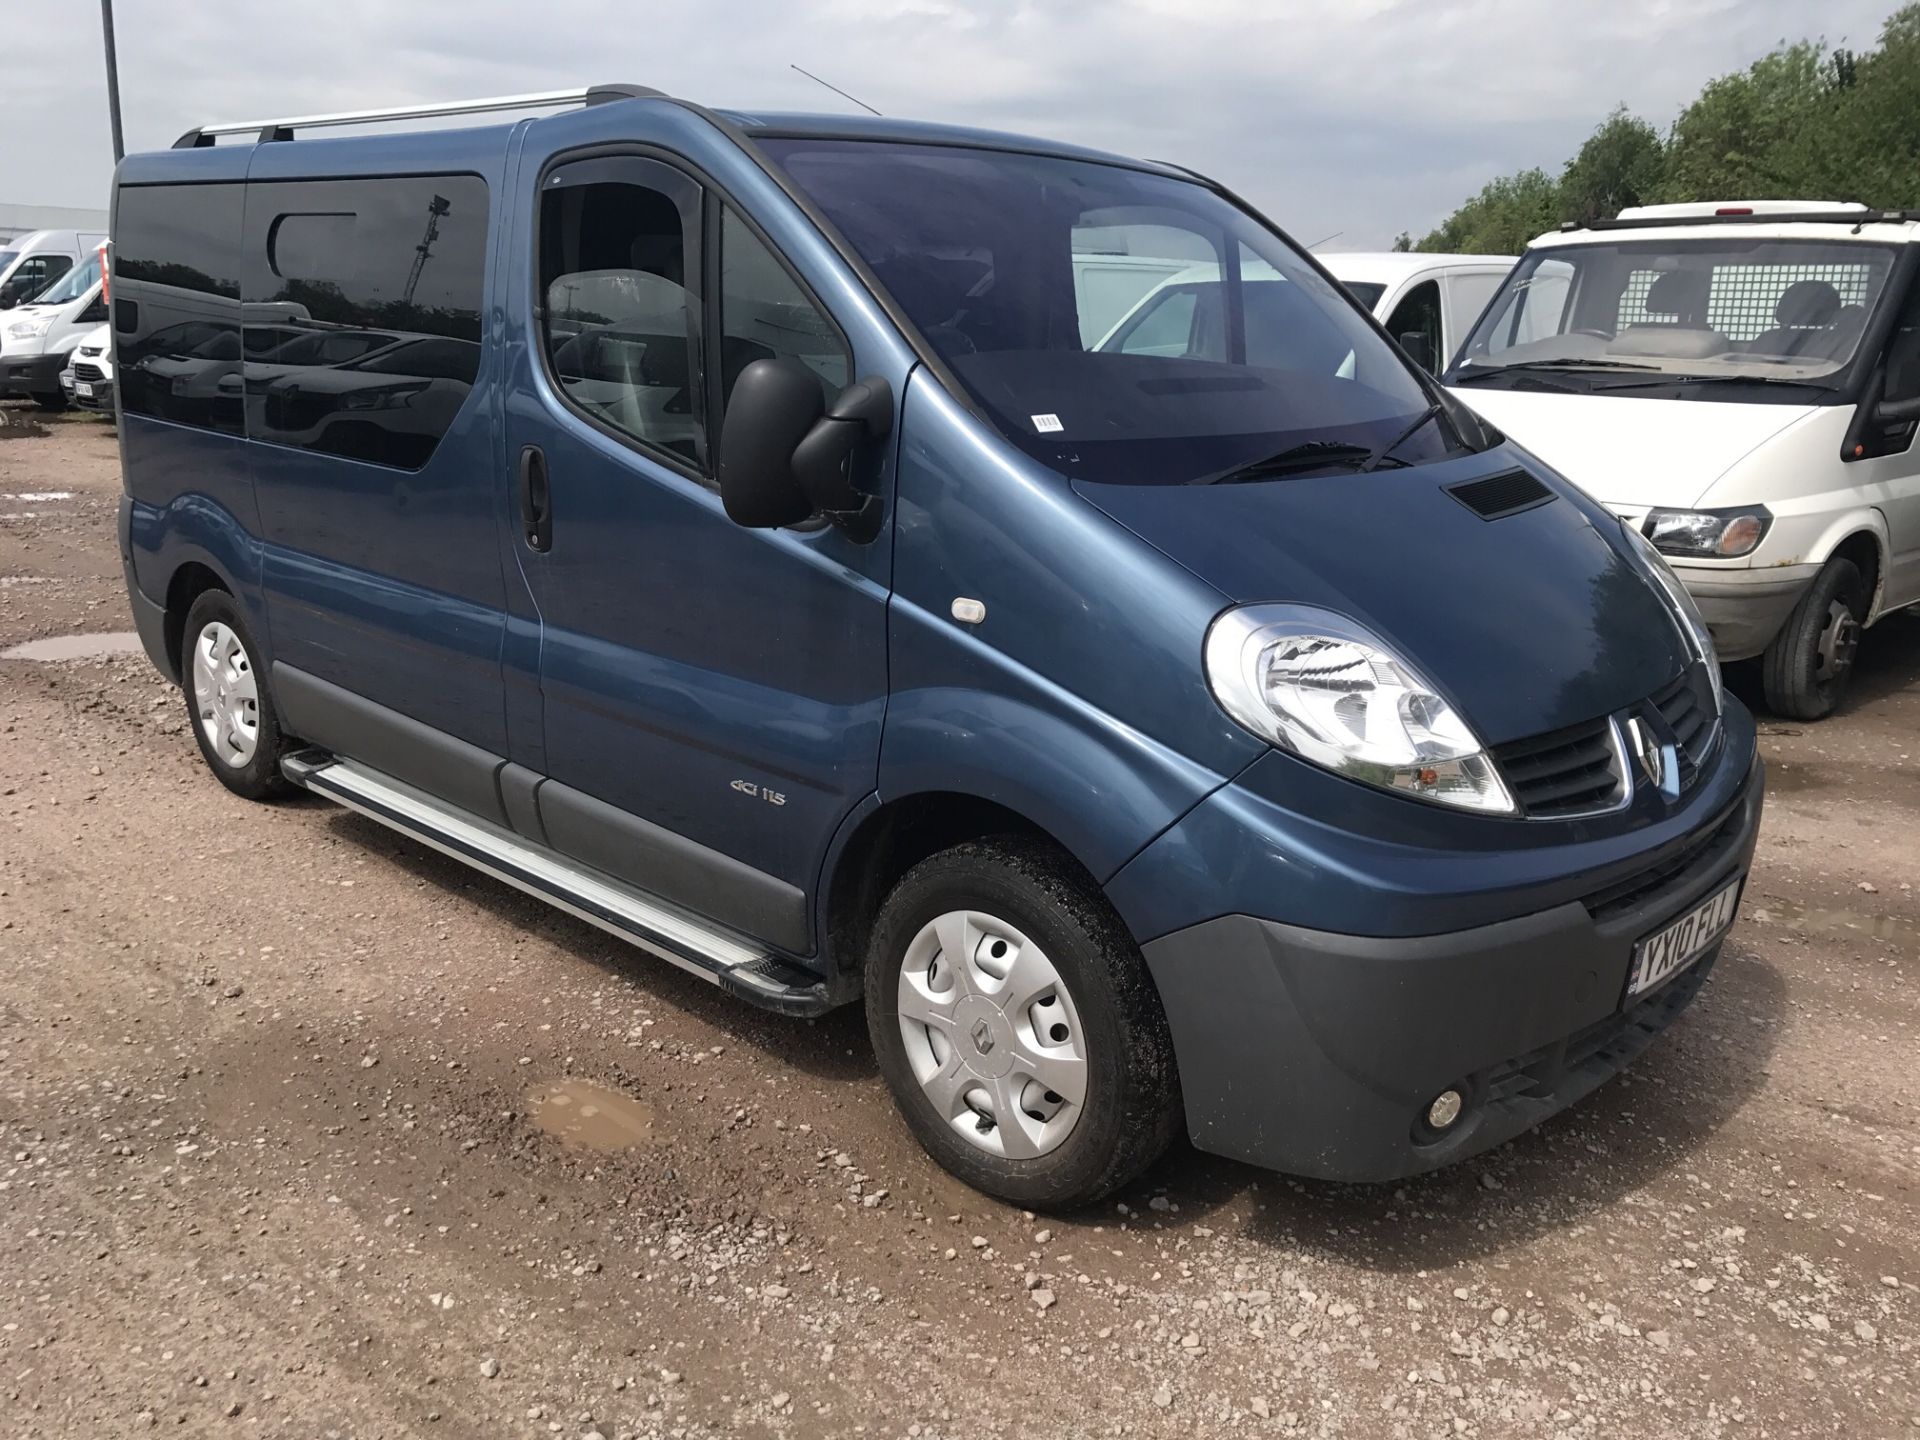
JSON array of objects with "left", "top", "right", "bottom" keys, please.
[
  {"left": 1559, "top": 108, "right": 1666, "bottom": 223},
  {"left": 1406, "top": 4, "right": 1920, "bottom": 250},
  {"left": 1416, "top": 168, "right": 1560, "bottom": 254},
  {"left": 1659, "top": 41, "right": 1830, "bottom": 200}
]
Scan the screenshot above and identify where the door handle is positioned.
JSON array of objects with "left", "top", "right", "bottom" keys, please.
[{"left": 518, "top": 444, "right": 552, "bottom": 552}]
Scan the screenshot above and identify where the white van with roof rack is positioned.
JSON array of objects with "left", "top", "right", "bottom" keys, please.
[{"left": 1447, "top": 200, "right": 1920, "bottom": 719}]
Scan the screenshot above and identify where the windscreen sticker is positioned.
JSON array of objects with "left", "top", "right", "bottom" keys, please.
[{"left": 1030, "top": 413, "right": 1064, "bottom": 433}]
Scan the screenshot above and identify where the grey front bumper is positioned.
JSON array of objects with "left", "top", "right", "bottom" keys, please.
[
  {"left": 1141, "top": 760, "right": 1763, "bottom": 1182},
  {"left": 1681, "top": 569, "right": 1815, "bottom": 662}
]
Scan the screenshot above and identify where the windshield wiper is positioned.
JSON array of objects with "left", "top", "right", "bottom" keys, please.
[
  {"left": 1191, "top": 439, "right": 1377, "bottom": 486},
  {"left": 1455, "top": 358, "right": 1663, "bottom": 380},
  {"left": 1359, "top": 402, "right": 1443, "bottom": 473},
  {"left": 1591, "top": 372, "right": 1813, "bottom": 392}
]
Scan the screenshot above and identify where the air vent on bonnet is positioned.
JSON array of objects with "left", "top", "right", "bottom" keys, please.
[{"left": 1446, "top": 470, "right": 1554, "bottom": 520}]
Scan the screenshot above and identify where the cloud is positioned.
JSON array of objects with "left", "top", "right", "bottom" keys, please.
[{"left": 3, "top": 0, "right": 1898, "bottom": 249}]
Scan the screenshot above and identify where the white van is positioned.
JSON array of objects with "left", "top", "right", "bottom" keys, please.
[
  {"left": 1447, "top": 201, "right": 1920, "bottom": 719},
  {"left": 0, "top": 228, "right": 108, "bottom": 310},
  {"left": 0, "top": 246, "right": 108, "bottom": 410},
  {"left": 1321, "top": 253, "right": 1515, "bottom": 372},
  {"left": 1096, "top": 251, "right": 1513, "bottom": 375}
]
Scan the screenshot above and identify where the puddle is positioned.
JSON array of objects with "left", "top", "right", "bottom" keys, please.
[
  {"left": 1, "top": 631, "right": 143, "bottom": 661},
  {"left": 1747, "top": 899, "right": 1912, "bottom": 943},
  {"left": 528, "top": 1079, "right": 654, "bottom": 1150}
]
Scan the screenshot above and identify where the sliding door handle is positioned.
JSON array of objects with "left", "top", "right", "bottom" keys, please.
[{"left": 518, "top": 444, "right": 552, "bottom": 552}]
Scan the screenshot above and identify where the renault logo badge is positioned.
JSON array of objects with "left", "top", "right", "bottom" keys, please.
[
  {"left": 1625, "top": 715, "right": 1669, "bottom": 794},
  {"left": 971, "top": 1018, "right": 996, "bottom": 1054}
]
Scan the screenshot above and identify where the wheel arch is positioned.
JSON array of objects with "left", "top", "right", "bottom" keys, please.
[
  {"left": 161, "top": 558, "right": 238, "bottom": 683},
  {"left": 819, "top": 789, "right": 1101, "bottom": 983},
  {"left": 1801, "top": 511, "right": 1889, "bottom": 619}
]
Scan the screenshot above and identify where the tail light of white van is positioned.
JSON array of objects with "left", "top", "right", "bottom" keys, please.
[{"left": 1205, "top": 604, "right": 1516, "bottom": 815}]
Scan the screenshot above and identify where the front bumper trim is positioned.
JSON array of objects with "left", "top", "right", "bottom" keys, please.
[{"left": 1140, "top": 759, "right": 1763, "bottom": 1182}]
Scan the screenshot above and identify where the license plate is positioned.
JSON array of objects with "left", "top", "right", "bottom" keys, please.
[
  {"left": 75, "top": 381, "right": 93, "bottom": 398},
  {"left": 1627, "top": 878, "right": 1741, "bottom": 1000}
]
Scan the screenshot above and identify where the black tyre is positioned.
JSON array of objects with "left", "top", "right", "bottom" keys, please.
[
  {"left": 31, "top": 391, "right": 68, "bottom": 413},
  {"left": 1760, "top": 555, "right": 1868, "bottom": 721},
  {"left": 181, "top": 590, "right": 291, "bottom": 800},
  {"left": 865, "top": 838, "right": 1182, "bottom": 1211}
]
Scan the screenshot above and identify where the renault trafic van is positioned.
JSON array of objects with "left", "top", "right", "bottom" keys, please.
[
  {"left": 1450, "top": 201, "right": 1920, "bottom": 719},
  {"left": 116, "top": 87, "right": 1762, "bottom": 1209},
  {"left": 0, "top": 246, "right": 108, "bottom": 410}
]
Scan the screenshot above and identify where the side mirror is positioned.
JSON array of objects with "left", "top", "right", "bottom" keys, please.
[
  {"left": 718, "top": 358, "right": 892, "bottom": 538},
  {"left": 1398, "top": 330, "right": 1436, "bottom": 372},
  {"left": 1875, "top": 394, "right": 1920, "bottom": 425}
]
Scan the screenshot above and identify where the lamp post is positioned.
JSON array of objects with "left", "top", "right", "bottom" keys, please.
[{"left": 101, "top": 0, "right": 125, "bottom": 162}]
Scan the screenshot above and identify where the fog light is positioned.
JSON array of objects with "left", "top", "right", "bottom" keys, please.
[{"left": 1426, "top": 1089, "right": 1464, "bottom": 1131}]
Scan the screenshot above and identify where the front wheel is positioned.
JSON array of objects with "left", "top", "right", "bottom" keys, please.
[
  {"left": 183, "top": 590, "right": 291, "bottom": 800},
  {"left": 1761, "top": 555, "right": 1868, "bottom": 721},
  {"left": 31, "top": 390, "right": 68, "bottom": 413},
  {"left": 864, "top": 839, "right": 1182, "bottom": 1211}
]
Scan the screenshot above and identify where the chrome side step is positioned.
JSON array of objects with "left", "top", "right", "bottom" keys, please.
[{"left": 281, "top": 751, "right": 833, "bottom": 1017}]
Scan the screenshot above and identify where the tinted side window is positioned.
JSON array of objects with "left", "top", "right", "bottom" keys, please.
[
  {"left": 242, "top": 175, "right": 487, "bottom": 470},
  {"left": 718, "top": 205, "right": 849, "bottom": 415},
  {"left": 539, "top": 163, "right": 703, "bottom": 467},
  {"left": 113, "top": 183, "right": 246, "bottom": 435}
]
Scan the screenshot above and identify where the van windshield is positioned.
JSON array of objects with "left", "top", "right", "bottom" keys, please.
[
  {"left": 1453, "top": 237, "right": 1897, "bottom": 389},
  {"left": 762, "top": 138, "right": 1453, "bottom": 485},
  {"left": 28, "top": 250, "right": 102, "bottom": 308},
  {"left": 0, "top": 251, "right": 18, "bottom": 275}
]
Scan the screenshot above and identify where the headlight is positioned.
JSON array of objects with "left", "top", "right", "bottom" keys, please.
[
  {"left": 1205, "top": 605, "right": 1515, "bottom": 814},
  {"left": 1643, "top": 505, "right": 1771, "bottom": 559},
  {"left": 1622, "top": 522, "right": 1722, "bottom": 713},
  {"left": 7, "top": 317, "right": 51, "bottom": 341}
]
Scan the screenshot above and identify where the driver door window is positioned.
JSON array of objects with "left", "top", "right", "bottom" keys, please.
[
  {"left": 4, "top": 253, "right": 70, "bottom": 304},
  {"left": 1383, "top": 279, "right": 1441, "bottom": 366},
  {"left": 540, "top": 162, "right": 704, "bottom": 468}
]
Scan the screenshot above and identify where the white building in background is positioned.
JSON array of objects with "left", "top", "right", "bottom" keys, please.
[{"left": 0, "top": 204, "right": 111, "bottom": 245}]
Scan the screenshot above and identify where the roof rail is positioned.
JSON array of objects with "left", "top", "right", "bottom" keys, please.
[
  {"left": 1561, "top": 208, "right": 1920, "bottom": 235},
  {"left": 172, "top": 83, "right": 665, "bottom": 149}
]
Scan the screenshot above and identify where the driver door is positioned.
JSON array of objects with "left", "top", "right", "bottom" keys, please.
[{"left": 500, "top": 143, "right": 893, "bottom": 952}]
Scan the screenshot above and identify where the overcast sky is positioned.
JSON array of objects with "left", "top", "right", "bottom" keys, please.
[{"left": 1, "top": 0, "right": 1899, "bottom": 250}]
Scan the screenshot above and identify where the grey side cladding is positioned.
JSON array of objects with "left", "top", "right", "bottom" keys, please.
[
  {"left": 537, "top": 779, "right": 810, "bottom": 954},
  {"left": 273, "top": 663, "right": 510, "bottom": 827}
]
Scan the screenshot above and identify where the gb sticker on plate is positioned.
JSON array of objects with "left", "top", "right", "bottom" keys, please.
[{"left": 1030, "top": 413, "right": 1064, "bottom": 433}]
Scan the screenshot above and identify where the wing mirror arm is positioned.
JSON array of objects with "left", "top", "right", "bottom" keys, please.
[
  {"left": 1875, "top": 394, "right": 1920, "bottom": 425},
  {"left": 793, "top": 376, "right": 892, "bottom": 540}
]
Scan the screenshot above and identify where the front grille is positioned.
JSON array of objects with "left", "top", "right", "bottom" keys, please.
[
  {"left": 71, "top": 362, "right": 106, "bottom": 384},
  {"left": 1446, "top": 469, "right": 1554, "bottom": 520},
  {"left": 1492, "top": 716, "right": 1624, "bottom": 818},
  {"left": 1580, "top": 800, "right": 1746, "bottom": 923},
  {"left": 1649, "top": 670, "right": 1717, "bottom": 789}
]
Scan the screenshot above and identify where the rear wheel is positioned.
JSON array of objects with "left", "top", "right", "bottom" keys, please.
[
  {"left": 865, "top": 838, "right": 1181, "bottom": 1211},
  {"left": 31, "top": 391, "right": 68, "bottom": 413},
  {"left": 1761, "top": 555, "right": 1868, "bottom": 721},
  {"left": 183, "top": 590, "right": 291, "bottom": 800}
]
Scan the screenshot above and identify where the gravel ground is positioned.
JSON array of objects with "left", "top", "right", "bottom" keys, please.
[{"left": 2, "top": 403, "right": 1917, "bottom": 1439}]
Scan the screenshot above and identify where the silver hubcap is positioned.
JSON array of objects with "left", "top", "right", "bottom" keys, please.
[
  {"left": 896, "top": 910, "right": 1088, "bottom": 1159},
  {"left": 1815, "top": 599, "right": 1860, "bottom": 683},
  {"left": 191, "top": 621, "right": 260, "bottom": 768}
]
